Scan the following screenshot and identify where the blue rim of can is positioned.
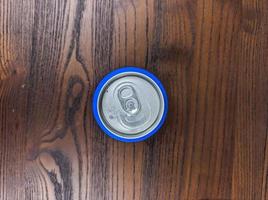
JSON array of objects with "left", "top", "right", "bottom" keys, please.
[{"left": 92, "top": 66, "right": 168, "bottom": 143}]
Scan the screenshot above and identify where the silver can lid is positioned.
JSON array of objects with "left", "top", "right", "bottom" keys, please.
[{"left": 96, "top": 69, "right": 166, "bottom": 140}]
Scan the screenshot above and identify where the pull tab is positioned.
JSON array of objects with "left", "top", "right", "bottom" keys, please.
[
  {"left": 118, "top": 85, "right": 141, "bottom": 115},
  {"left": 117, "top": 84, "right": 147, "bottom": 130}
]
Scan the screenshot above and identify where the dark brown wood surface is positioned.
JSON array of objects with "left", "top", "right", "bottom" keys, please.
[{"left": 0, "top": 0, "right": 268, "bottom": 199}]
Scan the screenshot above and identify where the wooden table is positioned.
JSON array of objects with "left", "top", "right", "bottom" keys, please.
[{"left": 0, "top": 0, "right": 267, "bottom": 199}]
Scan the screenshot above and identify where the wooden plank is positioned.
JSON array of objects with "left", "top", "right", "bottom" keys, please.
[{"left": 0, "top": 0, "right": 267, "bottom": 199}]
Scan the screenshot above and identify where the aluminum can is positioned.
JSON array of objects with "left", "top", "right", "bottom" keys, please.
[{"left": 93, "top": 66, "right": 168, "bottom": 142}]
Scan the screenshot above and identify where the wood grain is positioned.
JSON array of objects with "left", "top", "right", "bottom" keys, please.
[{"left": 0, "top": 0, "right": 268, "bottom": 199}]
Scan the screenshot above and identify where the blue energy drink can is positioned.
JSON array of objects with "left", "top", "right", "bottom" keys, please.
[{"left": 92, "top": 66, "right": 168, "bottom": 142}]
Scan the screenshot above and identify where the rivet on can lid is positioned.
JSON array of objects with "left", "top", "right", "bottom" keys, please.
[{"left": 92, "top": 66, "right": 168, "bottom": 142}]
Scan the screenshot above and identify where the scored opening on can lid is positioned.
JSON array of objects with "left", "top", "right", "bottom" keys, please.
[{"left": 92, "top": 67, "right": 168, "bottom": 142}]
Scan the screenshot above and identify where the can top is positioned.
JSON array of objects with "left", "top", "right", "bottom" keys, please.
[{"left": 93, "top": 67, "right": 168, "bottom": 142}]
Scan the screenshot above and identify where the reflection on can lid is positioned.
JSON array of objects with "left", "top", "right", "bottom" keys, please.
[{"left": 93, "top": 67, "right": 168, "bottom": 142}]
